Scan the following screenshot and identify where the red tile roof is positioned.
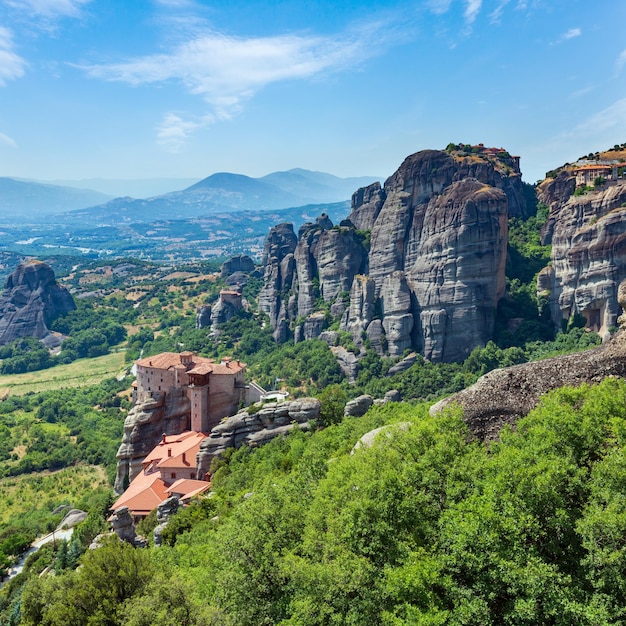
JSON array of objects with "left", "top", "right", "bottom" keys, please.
[
  {"left": 135, "top": 351, "right": 245, "bottom": 374},
  {"left": 166, "top": 478, "right": 211, "bottom": 501},
  {"left": 143, "top": 431, "right": 206, "bottom": 469},
  {"left": 111, "top": 470, "right": 169, "bottom": 516}
]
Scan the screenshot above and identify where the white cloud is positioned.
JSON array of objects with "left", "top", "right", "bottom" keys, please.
[
  {"left": 157, "top": 112, "right": 214, "bottom": 150},
  {"left": 3, "top": 0, "right": 91, "bottom": 18},
  {"left": 464, "top": 0, "right": 482, "bottom": 25},
  {"left": 83, "top": 24, "right": 389, "bottom": 141},
  {"left": 0, "top": 26, "right": 26, "bottom": 86},
  {"left": 0, "top": 131, "right": 17, "bottom": 148},
  {"left": 563, "top": 27, "right": 581, "bottom": 40},
  {"left": 568, "top": 98, "right": 626, "bottom": 142},
  {"left": 616, "top": 49, "right": 626, "bottom": 75}
]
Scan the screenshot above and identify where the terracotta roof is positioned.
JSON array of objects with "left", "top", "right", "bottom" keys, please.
[
  {"left": 135, "top": 351, "right": 245, "bottom": 374},
  {"left": 143, "top": 431, "right": 206, "bottom": 469},
  {"left": 166, "top": 478, "right": 211, "bottom": 501},
  {"left": 188, "top": 363, "right": 213, "bottom": 376},
  {"left": 111, "top": 470, "right": 169, "bottom": 516}
]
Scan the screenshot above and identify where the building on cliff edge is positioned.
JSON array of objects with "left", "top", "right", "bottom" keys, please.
[
  {"left": 132, "top": 351, "right": 249, "bottom": 432},
  {"left": 113, "top": 351, "right": 263, "bottom": 520}
]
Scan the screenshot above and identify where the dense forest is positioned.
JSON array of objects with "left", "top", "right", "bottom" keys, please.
[{"left": 3, "top": 379, "right": 626, "bottom": 624}]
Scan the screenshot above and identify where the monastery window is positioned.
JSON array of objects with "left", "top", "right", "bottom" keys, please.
[
  {"left": 171, "top": 472, "right": 176, "bottom": 479},
  {"left": 190, "top": 472, "right": 195, "bottom": 479}
]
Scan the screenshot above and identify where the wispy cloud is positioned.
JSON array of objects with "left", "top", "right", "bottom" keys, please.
[
  {"left": 82, "top": 23, "right": 391, "bottom": 145},
  {"left": 428, "top": 0, "right": 452, "bottom": 15},
  {"left": 464, "top": 0, "right": 482, "bottom": 25},
  {"left": 3, "top": 0, "right": 91, "bottom": 18},
  {"left": 0, "top": 26, "right": 26, "bottom": 86},
  {"left": 570, "top": 97, "right": 626, "bottom": 139},
  {"left": 554, "top": 27, "right": 581, "bottom": 44},
  {"left": 616, "top": 49, "right": 626, "bottom": 75},
  {"left": 157, "top": 112, "right": 214, "bottom": 150},
  {"left": 0, "top": 131, "right": 17, "bottom": 148}
]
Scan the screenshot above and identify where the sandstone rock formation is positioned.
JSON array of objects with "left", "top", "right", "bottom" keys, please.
[
  {"left": 196, "top": 398, "right": 321, "bottom": 478},
  {"left": 537, "top": 179, "right": 626, "bottom": 339},
  {"left": 0, "top": 260, "right": 75, "bottom": 346},
  {"left": 258, "top": 223, "right": 298, "bottom": 342},
  {"left": 114, "top": 390, "right": 190, "bottom": 494},
  {"left": 258, "top": 146, "right": 519, "bottom": 363}
]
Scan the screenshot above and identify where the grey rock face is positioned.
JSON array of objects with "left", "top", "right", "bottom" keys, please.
[
  {"left": 153, "top": 496, "right": 180, "bottom": 546},
  {"left": 332, "top": 346, "right": 360, "bottom": 383},
  {"left": 344, "top": 394, "right": 374, "bottom": 417},
  {"left": 258, "top": 223, "right": 298, "bottom": 342},
  {"left": 380, "top": 271, "right": 414, "bottom": 357},
  {"left": 349, "top": 182, "right": 386, "bottom": 230},
  {"left": 196, "top": 398, "right": 321, "bottom": 478},
  {"left": 221, "top": 254, "right": 255, "bottom": 278},
  {"left": 316, "top": 228, "right": 367, "bottom": 303},
  {"left": 0, "top": 260, "right": 76, "bottom": 346},
  {"left": 114, "top": 390, "right": 190, "bottom": 494},
  {"left": 387, "top": 352, "right": 417, "bottom": 376},
  {"left": 407, "top": 180, "right": 508, "bottom": 362},
  {"left": 195, "top": 305, "right": 212, "bottom": 329},
  {"left": 537, "top": 182, "right": 626, "bottom": 339},
  {"left": 341, "top": 275, "right": 376, "bottom": 345},
  {"left": 110, "top": 507, "right": 145, "bottom": 546}
]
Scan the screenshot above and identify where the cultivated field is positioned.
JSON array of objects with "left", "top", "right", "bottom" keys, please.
[{"left": 0, "top": 352, "right": 128, "bottom": 396}]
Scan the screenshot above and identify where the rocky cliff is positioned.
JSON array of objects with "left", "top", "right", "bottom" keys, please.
[
  {"left": 537, "top": 175, "right": 626, "bottom": 339},
  {"left": 260, "top": 146, "right": 515, "bottom": 362},
  {"left": 114, "top": 389, "right": 190, "bottom": 494},
  {"left": 0, "top": 260, "right": 75, "bottom": 346}
]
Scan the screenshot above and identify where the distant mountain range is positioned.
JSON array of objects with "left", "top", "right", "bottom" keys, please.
[
  {"left": 0, "top": 169, "right": 380, "bottom": 223},
  {"left": 0, "top": 178, "right": 112, "bottom": 218},
  {"left": 65, "top": 169, "right": 380, "bottom": 224}
]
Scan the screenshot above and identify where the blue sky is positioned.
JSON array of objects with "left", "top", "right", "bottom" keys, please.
[{"left": 0, "top": 0, "right": 624, "bottom": 186}]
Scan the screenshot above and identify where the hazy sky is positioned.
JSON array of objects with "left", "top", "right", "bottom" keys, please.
[{"left": 0, "top": 0, "right": 624, "bottom": 185}]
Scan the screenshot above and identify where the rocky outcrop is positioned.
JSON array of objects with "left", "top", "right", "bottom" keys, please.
[
  {"left": 114, "top": 390, "right": 190, "bottom": 494},
  {"left": 0, "top": 260, "right": 75, "bottom": 346},
  {"left": 258, "top": 223, "right": 298, "bottom": 341},
  {"left": 211, "top": 290, "right": 243, "bottom": 327},
  {"left": 537, "top": 181, "right": 626, "bottom": 338},
  {"left": 153, "top": 496, "right": 179, "bottom": 546},
  {"left": 430, "top": 323, "right": 626, "bottom": 442},
  {"left": 111, "top": 507, "right": 146, "bottom": 547},
  {"left": 221, "top": 254, "right": 255, "bottom": 278},
  {"left": 344, "top": 394, "right": 374, "bottom": 417},
  {"left": 195, "top": 305, "right": 212, "bottom": 329},
  {"left": 332, "top": 346, "right": 360, "bottom": 383},
  {"left": 340, "top": 275, "right": 376, "bottom": 345},
  {"left": 294, "top": 311, "right": 326, "bottom": 343},
  {"left": 380, "top": 271, "right": 415, "bottom": 357},
  {"left": 408, "top": 180, "right": 508, "bottom": 361},
  {"left": 258, "top": 146, "right": 517, "bottom": 363},
  {"left": 196, "top": 398, "right": 321, "bottom": 477}
]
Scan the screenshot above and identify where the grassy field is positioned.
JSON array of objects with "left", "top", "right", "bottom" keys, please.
[
  {"left": 0, "top": 352, "right": 128, "bottom": 397},
  {"left": 0, "top": 465, "right": 109, "bottom": 525}
]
